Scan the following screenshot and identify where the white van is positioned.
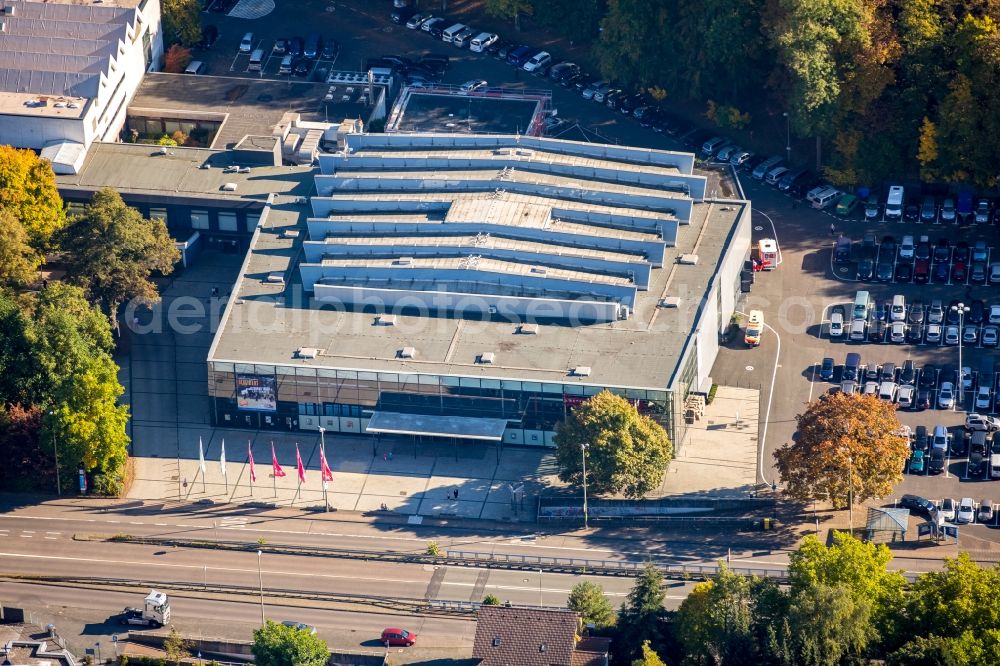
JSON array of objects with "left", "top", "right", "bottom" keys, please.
[
  {"left": 765, "top": 165, "right": 789, "bottom": 185},
  {"left": 701, "top": 137, "right": 726, "bottom": 156},
  {"left": 441, "top": 23, "right": 467, "bottom": 43},
  {"left": 752, "top": 156, "right": 783, "bottom": 180},
  {"left": 522, "top": 51, "right": 551, "bottom": 72},
  {"left": 469, "top": 32, "right": 498, "bottom": 53},
  {"left": 184, "top": 60, "right": 206, "bottom": 75},
  {"left": 886, "top": 185, "right": 905, "bottom": 219},
  {"left": 248, "top": 48, "right": 265, "bottom": 71},
  {"left": 807, "top": 185, "right": 841, "bottom": 209}
]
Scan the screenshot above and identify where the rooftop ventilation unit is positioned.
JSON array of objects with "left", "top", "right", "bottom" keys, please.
[
  {"left": 478, "top": 352, "right": 496, "bottom": 364},
  {"left": 678, "top": 254, "right": 699, "bottom": 265},
  {"left": 266, "top": 272, "right": 285, "bottom": 284},
  {"left": 222, "top": 182, "right": 238, "bottom": 192},
  {"left": 281, "top": 229, "right": 300, "bottom": 238},
  {"left": 295, "top": 347, "right": 321, "bottom": 359},
  {"left": 2, "top": 6, "right": 15, "bottom": 15},
  {"left": 399, "top": 346, "right": 416, "bottom": 359},
  {"left": 375, "top": 315, "right": 395, "bottom": 326},
  {"left": 659, "top": 296, "right": 681, "bottom": 308},
  {"left": 530, "top": 266, "right": 547, "bottom": 275},
  {"left": 571, "top": 366, "right": 592, "bottom": 377},
  {"left": 517, "top": 323, "right": 538, "bottom": 335},
  {"left": 394, "top": 257, "right": 414, "bottom": 266}
]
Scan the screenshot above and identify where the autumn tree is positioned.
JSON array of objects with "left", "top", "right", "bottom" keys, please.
[
  {"left": 252, "top": 620, "right": 328, "bottom": 666},
  {"left": 631, "top": 641, "right": 667, "bottom": 666},
  {"left": 567, "top": 581, "right": 615, "bottom": 629},
  {"left": 555, "top": 390, "right": 672, "bottom": 498},
  {"left": 163, "top": 44, "right": 193, "bottom": 73},
  {"left": 773, "top": 393, "right": 909, "bottom": 509},
  {"left": 58, "top": 188, "right": 180, "bottom": 331},
  {"left": 0, "top": 405, "right": 48, "bottom": 492},
  {"left": 0, "top": 209, "right": 42, "bottom": 287},
  {"left": 163, "top": 627, "right": 191, "bottom": 666},
  {"left": 0, "top": 145, "right": 66, "bottom": 249},
  {"left": 161, "top": 0, "right": 202, "bottom": 47}
]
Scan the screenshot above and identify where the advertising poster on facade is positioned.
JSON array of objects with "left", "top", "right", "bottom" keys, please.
[{"left": 236, "top": 374, "right": 277, "bottom": 412}]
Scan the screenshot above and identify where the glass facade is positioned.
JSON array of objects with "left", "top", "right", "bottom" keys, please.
[{"left": 209, "top": 361, "right": 674, "bottom": 447}]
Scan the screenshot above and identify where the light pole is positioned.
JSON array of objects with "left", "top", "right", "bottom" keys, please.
[
  {"left": 847, "top": 453, "right": 854, "bottom": 535},
  {"left": 319, "top": 427, "right": 328, "bottom": 512},
  {"left": 783, "top": 112, "right": 791, "bottom": 164},
  {"left": 952, "top": 302, "right": 970, "bottom": 411},
  {"left": 580, "top": 443, "right": 588, "bottom": 529},
  {"left": 257, "top": 550, "right": 265, "bottom": 625},
  {"left": 48, "top": 411, "right": 60, "bottom": 497}
]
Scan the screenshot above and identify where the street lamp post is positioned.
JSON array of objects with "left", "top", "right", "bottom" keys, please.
[
  {"left": 847, "top": 454, "right": 854, "bottom": 535},
  {"left": 257, "top": 550, "right": 265, "bottom": 625},
  {"left": 48, "top": 411, "right": 60, "bottom": 497},
  {"left": 783, "top": 112, "right": 791, "bottom": 164},
  {"left": 952, "top": 302, "right": 970, "bottom": 411},
  {"left": 580, "top": 443, "right": 589, "bottom": 529},
  {"left": 319, "top": 427, "right": 328, "bottom": 512}
]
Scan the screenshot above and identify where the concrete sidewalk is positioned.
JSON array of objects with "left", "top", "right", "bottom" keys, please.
[{"left": 128, "top": 432, "right": 558, "bottom": 522}]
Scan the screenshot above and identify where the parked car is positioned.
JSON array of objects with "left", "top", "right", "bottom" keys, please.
[
  {"left": 929, "top": 448, "right": 946, "bottom": 474},
  {"left": 820, "top": 357, "right": 835, "bottom": 381},
  {"left": 957, "top": 498, "right": 976, "bottom": 524},
  {"left": 909, "top": 450, "right": 926, "bottom": 474},
  {"left": 381, "top": 629, "right": 417, "bottom": 647},
  {"left": 966, "top": 414, "right": 1000, "bottom": 432},
  {"left": 938, "top": 382, "right": 956, "bottom": 409},
  {"left": 901, "top": 494, "right": 936, "bottom": 518},
  {"left": 239, "top": 32, "right": 254, "bottom": 53},
  {"left": 941, "top": 497, "right": 957, "bottom": 521},
  {"left": 979, "top": 501, "right": 994, "bottom": 523},
  {"left": 459, "top": 79, "right": 488, "bottom": 93},
  {"left": 406, "top": 13, "right": 433, "bottom": 29}
]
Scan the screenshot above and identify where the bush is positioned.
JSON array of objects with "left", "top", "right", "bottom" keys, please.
[
  {"left": 482, "top": 594, "right": 502, "bottom": 606},
  {"left": 706, "top": 384, "right": 719, "bottom": 405},
  {"left": 426, "top": 541, "right": 441, "bottom": 557},
  {"left": 92, "top": 472, "right": 123, "bottom": 497}
]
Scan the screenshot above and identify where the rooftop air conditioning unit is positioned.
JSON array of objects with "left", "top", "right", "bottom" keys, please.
[
  {"left": 375, "top": 315, "right": 395, "bottom": 326},
  {"left": 222, "top": 182, "right": 238, "bottom": 192},
  {"left": 659, "top": 297, "right": 681, "bottom": 308},
  {"left": 517, "top": 323, "right": 538, "bottom": 335},
  {"left": 266, "top": 272, "right": 285, "bottom": 284},
  {"left": 478, "top": 352, "right": 496, "bottom": 364},
  {"left": 571, "top": 366, "right": 592, "bottom": 377},
  {"left": 399, "top": 346, "right": 416, "bottom": 359},
  {"left": 295, "top": 347, "right": 321, "bottom": 359},
  {"left": 395, "top": 257, "right": 414, "bottom": 266},
  {"left": 530, "top": 266, "right": 547, "bottom": 275},
  {"left": 282, "top": 229, "right": 300, "bottom": 238},
  {"left": 678, "top": 254, "right": 699, "bottom": 265}
]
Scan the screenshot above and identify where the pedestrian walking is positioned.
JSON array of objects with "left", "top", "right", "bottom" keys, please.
[
  {"left": 388, "top": 451, "right": 393, "bottom": 461},
  {"left": 830, "top": 223, "right": 836, "bottom": 236},
  {"left": 383, "top": 452, "right": 387, "bottom": 462}
]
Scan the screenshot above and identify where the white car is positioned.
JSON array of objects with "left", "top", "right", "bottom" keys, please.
[
  {"left": 240, "top": 32, "right": 254, "bottom": 53},
  {"left": 940, "top": 497, "right": 956, "bottom": 522},
  {"left": 926, "top": 323, "right": 942, "bottom": 343},
  {"left": 966, "top": 413, "right": 1000, "bottom": 431},
  {"left": 957, "top": 497, "right": 975, "bottom": 524},
  {"left": 879, "top": 381, "right": 898, "bottom": 402},
  {"left": 976, "top": 387, "right": 993, "bottom": 410},
  {"left": 890, "top": 321, "right": 906, "bottom": 343},
  {"left": 938, "top": 382, "right": 955, "bottom": 409},
  {"left": 459, "top": 79, "right": 488, "bottom": 93},
  {"left": 864, "top": 381, "right": 879, "bottom": 396},
  {"left": 944, "top": 326, "right": 960, "bottom": 345},
  {"left": 899, "top": 235, "right": 915, "bottom": 260},
  {"left": 962, "top": 367, "right": 974, "bottom": 390},
  {"left": 898, "top": 385, "right": 915, "bottom": 408},
  {"left": 990, "top": 264, "right": 1000, "bottom": 285},
  {"left": 522, "top": 51, "right": 551, "bottom": 72},
  {"left": 983, "top": 325, "right": 999, "bottom": 347},
  {"left": 963, "top": 325, "right": 978, "bottom": 344},
  {"left": 979, "top": 500, "right": 994, "bottom": 523},
  {"left": 988, "top": 304, "right": 1000, "bottom": 324},
  {"left": 830, "top": 312, "right": 844, "bottom": 338}
]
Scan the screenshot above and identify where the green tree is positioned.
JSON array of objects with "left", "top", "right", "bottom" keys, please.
[
  {"left": 33, "top": 284, "right": 129, "bottom": 493},
  {"left": 887, "top": 634, "right": 972, "bottom": 666},
  {"left": 567, "top": 581, "right": 615, "bottom": 629},
  {"left": 163, "top": 627, "right": 191, "bottom": 666},
  {"left": 482, "top": 594, "right": 502, "bottom": 606},
  {"left": 252, "top": 619, "right": 329, "bottom": 666},
  {"left": 533, "top": 0, "right": 604, "bottom": 43},
  {"left": 0, "top": 145, "right": 66, "bottom": 249},
  {"left": 674, "top": 565, "right": 787, "bottom": 666},
  {"left": 773, "top": 393, "right": 909, "bottom": 509},
  {"left": 0, "top": 209, "right": 41, "bottom": 287},
  {"left": 901, "top": 554, "right": 1000, "bottom": 646},
  {"left": 786, "top": 582, "right": 874, "bottom": 666},
  {"left": 58, "top": 188, "right": 180, "bottom": 331},
  {"left": 554, "top": 390, "right": 672, "bottom": 498},
  {"left": 615, "top": 564, "right": 668, "bottom": 663},
  {"left": 788, "top": 533, "right": 905, "bottom": 642},
  {"left": 160, "top": 0, "right": 202, "bottom": 47},
  {"left": 631, "top": 640, "right": 667, "bottom": 666},
  {"left": 484, "top": 0, "right": 534, "bottom": 30},
  {"left": 0, "top": 292, "right": 44, "bottom": 406}
]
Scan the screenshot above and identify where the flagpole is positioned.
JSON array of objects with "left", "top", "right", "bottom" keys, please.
[
  {"left": 221, "top": 439, "right": 228, "bottom": 497},
  {"left": 248, "top": 439, "right": 254, "bottom": 497},
  {"left": 272, "top": 442, "right": 278, "bottom": 497},
  {"left": 319, "top": 428, "right": 328, "bottom": 512},
  {"left": 199, "top": 437, "right": 207, "bottom": 493}
]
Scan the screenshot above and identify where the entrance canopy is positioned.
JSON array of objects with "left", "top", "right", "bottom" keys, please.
[{"left": 365, "top": 411, "right": 508, "bottom": 441}]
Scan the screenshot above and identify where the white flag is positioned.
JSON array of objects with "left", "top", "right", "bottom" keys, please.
[
  {"left": 198, "top": 437, "right": 206, "bottom": 475},
  {"left": 219, "top": 439, "right": 227, "bottom": 477}
]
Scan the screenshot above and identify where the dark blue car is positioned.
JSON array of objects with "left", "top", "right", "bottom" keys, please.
[
  {"left": 820, "top": 357, "right": 835, "bottom": 381},
  {"left": 506, "top": 45, "right": 532, "bottom": 66}
]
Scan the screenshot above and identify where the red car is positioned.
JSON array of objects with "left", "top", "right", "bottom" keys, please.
[{"left": 381, "top": 628, "right": 416, "bottom": 647}]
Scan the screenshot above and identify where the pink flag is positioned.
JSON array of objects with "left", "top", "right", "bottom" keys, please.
[
  {"left": 295, "top": 443, "right": 306, "bottom": 485},
  {"left": 248, "top": 440, "right": 257, "bottom": 484},
  {"left": 320, "top": 442, "right": 333, "bottom": 488},
  {"left": 271, "top": 442, "right": 286, "bottom": 478}
]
